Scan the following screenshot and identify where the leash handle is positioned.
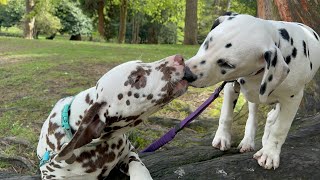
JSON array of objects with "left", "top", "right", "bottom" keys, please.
[{"left": 141, "top": 82, "right": 227, "bottom": 153}]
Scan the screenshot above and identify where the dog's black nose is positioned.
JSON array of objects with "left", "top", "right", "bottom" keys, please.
[{"left": 183, "top": 66, "right": 197, "bottom": 82}]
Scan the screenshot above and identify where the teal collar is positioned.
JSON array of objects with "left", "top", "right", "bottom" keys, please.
[
  {"left": 61, "top": 97, "right": 75, "bottom": 139},
  {"left": 39, "top": 97, "right": 75, "bottom": 167}
]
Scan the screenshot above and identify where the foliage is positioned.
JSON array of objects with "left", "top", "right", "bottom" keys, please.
[
  {"left": 0, "top": 0, "right": 6, "bottom": 5},
  {"left": 158, "top": 22, "right": 178, "bottom": 44},
  {"left": 129, "top": 0, "right": 185, "bottom": 24},
  {"left": 31, "top": 0, "right": 62, "bottom": 36},
  {"left": 230, "top": 0, "right": 257, "bottom": 16},
  {"left": 0, "top": 0, "right": 24, "bottom": 28},
  {"left": 55, "top": 0, "right": 93, "bottom": 35}
]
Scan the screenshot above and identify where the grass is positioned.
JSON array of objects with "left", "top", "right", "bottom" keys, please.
[{"left": 0, "top": 36, "right": 255, "bottom": 175}]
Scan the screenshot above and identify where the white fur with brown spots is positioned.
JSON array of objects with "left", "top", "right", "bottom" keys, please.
[{"left": 37, "top": 55, "right": 194, "bottom": 179}]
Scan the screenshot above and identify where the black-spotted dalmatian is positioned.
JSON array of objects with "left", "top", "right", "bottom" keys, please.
[
  {"left": 186, "top": 13, "right": 320, "bottom": 169},
  {"left": 37, "top": 55, "right": 196, "bottom": 179}
]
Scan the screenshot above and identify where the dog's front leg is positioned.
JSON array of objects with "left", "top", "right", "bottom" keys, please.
[
  {"left": 262, "top": 103, "right": 280, "bottom": 147},
  {"left": 212, "top": 82, "right": 240, "bottom": 151},
  {"left": 254, "top": 89, "right": 304, "bottom": 169},
  {"left": 118, "top": 144, "right": 152, "bottom": 180},
  {"left": 238, "top": 102, "right": 258, "bottom": 152}
]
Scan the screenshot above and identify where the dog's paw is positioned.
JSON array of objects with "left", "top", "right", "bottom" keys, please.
[
  {"left": 212, "top": 130, "right": 231, "bottom": 151},
  {"left": 253, "top": 147, "right": 280, "bottom": 170},
  {"left": 238, "top": 137, "right": 255, "bottom": 153}
]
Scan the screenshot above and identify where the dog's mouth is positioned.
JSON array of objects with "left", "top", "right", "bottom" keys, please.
[{"left": 172, "top": 79, "right": 188, "bottom": 97}]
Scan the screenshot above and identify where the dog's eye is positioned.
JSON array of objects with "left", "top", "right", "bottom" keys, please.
[{"left": 217, "top": 59, "right": 235, "bottom": 69}]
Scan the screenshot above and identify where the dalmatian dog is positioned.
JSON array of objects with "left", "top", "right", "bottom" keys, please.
[
  {"left": 186, "top": 13, "right": 320, "bottom": 169},
  {"left": 37, "top": 55, "right": 196, "bottom": 179}
]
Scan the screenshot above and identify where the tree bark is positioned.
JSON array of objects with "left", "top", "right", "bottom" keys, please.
[
  {"left": 24, "top": 0, "right": 35, "bottom": 39},
  {"left": 146, "top": 24, "right": 158, "bottom": 44},
  {"left": 256, "top": 0, "right": 281, "bottom": 20},
  {"left": 184, "top": 0, "right": 198, "bottom": 45},
  {"left": 257, "top": 0, "right": 320, "bottom": 34},
  {"left": 226, "top": 0, "right": 232, "bottom": 12},
  {"left": 118, "top": 0, "right": 128, "bottom": 44},
  {"left": 97, "top": 0, "right": 105, "bottom": 39},
  {"left": 131, "top": 14, "right": 140, "bottom": 44}
]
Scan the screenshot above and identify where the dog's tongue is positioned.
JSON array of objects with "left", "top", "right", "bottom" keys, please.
[{"left": 183, "top": 67, "right": 197, "bottom": 83}]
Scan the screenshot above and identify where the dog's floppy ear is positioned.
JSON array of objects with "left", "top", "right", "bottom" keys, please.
[
  {"left": 259, "top": 47, "right": 290, "bottom": 102},
  {"left": 54, "top": 102, "right": 106, "bottom": 162}
]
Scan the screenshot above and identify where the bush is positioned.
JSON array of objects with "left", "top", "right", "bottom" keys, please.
[
  {"left": 0, "top": 0, "right": 24, "bottom": 29},
  {"left": 55, "top": 0, "right": 93, "bottom": 36}
]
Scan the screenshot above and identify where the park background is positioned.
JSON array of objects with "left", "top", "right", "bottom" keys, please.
[{"left": 0, "top": 0, "right": 319, "bottom": 177}]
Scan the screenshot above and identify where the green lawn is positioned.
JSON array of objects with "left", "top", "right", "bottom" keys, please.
[{"left": 0, "top": 36, "right": 251, "bottom": 174}]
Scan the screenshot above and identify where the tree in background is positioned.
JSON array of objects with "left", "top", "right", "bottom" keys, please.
[
  {"left": 24, "top": 0, "right": 35, "bottom": 39},
  {"left": 257, "top": 0, "right": 319, "bottom": 34},
  {"left": 56, "top": 0, "right": 93, "bottom": 40},
  {"left": 0, "top": 0, "right": 24, "bottom": 30},
  {"left": 118, "top": 0, "right": 127, "bottom": 43},
  {"left": 31, "top": 0, "right": 61, "bottom": 38},
  {"left": 77, "top": 0, "right": 106, "bottom": 39},
  {"left": 129, "top": 0, "right": 185, "bottom": 44},
  {"left": 184, "top": 0, "right": 198, "bottom": 45}
]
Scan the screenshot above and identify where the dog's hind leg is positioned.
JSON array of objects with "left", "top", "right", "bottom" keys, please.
[
  {"left": 254, "top": 89, "right": 304, "bottom": 169},
  {"left": 212, "top": 82, "right": 240, "bottom": 151},
  {"left": 238, "top": 102, "right": 258, "bottom": 152}
]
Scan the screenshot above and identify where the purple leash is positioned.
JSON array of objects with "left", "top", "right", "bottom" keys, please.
[{"left": 141, "top": 81, "right": 227, "bottom": 153}]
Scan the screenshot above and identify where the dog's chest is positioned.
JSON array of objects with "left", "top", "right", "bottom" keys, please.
[
  {"left": 238, "top": 75, "right": 278, "bottom": 104},
  {"left": 238, "top": 76, "right": 261, "bottom": 103}
]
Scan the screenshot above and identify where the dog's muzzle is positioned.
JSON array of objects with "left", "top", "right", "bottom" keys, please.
[{"left": 183, "top": 66, "right": 198, "bottom": 83}]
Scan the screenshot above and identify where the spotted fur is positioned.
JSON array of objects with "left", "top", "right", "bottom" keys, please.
[
  {"left": 37, "top": 55, "right": 189, "bottom": 179},
  {"left": 186, "top": 13, "right": 320, "bottom": 170}
]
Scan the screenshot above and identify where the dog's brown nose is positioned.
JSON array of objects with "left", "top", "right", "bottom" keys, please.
[{"left": 174, "top": 54, "right": 184, "bottom": 65}]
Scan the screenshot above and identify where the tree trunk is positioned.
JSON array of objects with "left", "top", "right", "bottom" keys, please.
[
  {"left": 97, "top": 0, "right": 105, "bottom": 39},
  {"left": 256, "top": 0, "right": 281, "bottom": 20},
  {"left": 184, "top": 0, "right": 198, "bottom": 45},
  {"left": 24, "top": 0, "right": 35, "bottom": 39},
  {"left": 226, "top": 0, "right": 232, "bottom": 12},
  {"left": 131, "top": 14, "right": 141, "bottom": 44},
  {"left": 257, "top": 0, "right": 320, "bottom": 34},
  {"left": 118, "top": 0, "right": 128, "bottom": 44},
  {"left": 146, "top": 24, "right": 158, "bottom": 44}
]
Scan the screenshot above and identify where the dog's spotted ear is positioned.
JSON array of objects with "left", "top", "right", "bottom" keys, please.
[
  {"left": 54, "top": 102, "right": 106, "bottom": 162},
  {"left": 260, "top": 47, "right": 290, "bottom": 102}
]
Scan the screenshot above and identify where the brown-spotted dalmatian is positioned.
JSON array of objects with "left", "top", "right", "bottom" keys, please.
[
  {"left": 37, "top": 55, "right": 196, "bottom": 179},
  {"left": 186, "top": 13, "right": 320, "bottom": 169}
]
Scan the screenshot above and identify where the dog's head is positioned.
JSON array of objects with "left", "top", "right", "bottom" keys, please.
[
  {"left": 55, "top": 55, "right": 193, "bottom": 162},
  {"left": 186, "top": 13, "right": 289, "bottom": 102}
]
